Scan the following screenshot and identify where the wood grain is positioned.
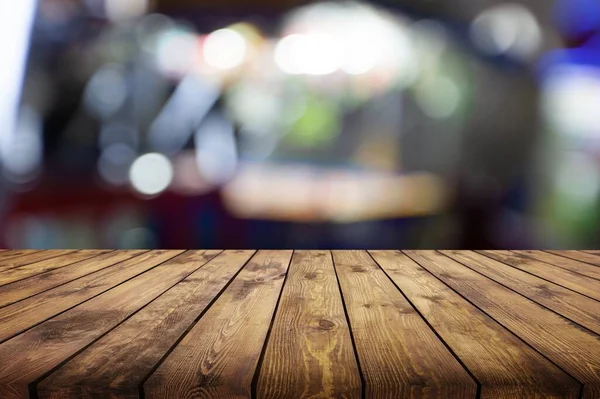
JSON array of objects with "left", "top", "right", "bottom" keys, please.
[
  {"left": 0, "top": 250, "right": 81, "bottom": 272},
  {"left": 0, "top": 250, "right": 599, "bottom": 398},
  {"left": 582, "top": 250, "right": 600, "bottom": 256},
  {"left": 0, "top": 250, "right": 110, "bottom": 287},
  {"left": 406, "top": 250, "right": 600, "bottom": 399},
  {"left": 545, "top": 251, "right": 600, "bottom": 267},
  {"left": 0, "top": 250, "right": 216, "bottom": 399},
  {"left": 38, "top": 250, "right": 251, "bottom": 399},
  {"left": 512, "top": 250, "right": 600, "bottom": 280},
  {"left": 257, "top": 250, "right": 362, "bottom": 399},
  {"left": 372, "top": 250, "right": 580, "bottom": 398},
  {"left": 144, "top": 250, "right": 290, "bottom": 399},
  {"left": 0, "top": 250, "right": 146, "bottom": 308},
  {"left": 445, "top": 250, "right": 600, "bottom": 335},
  {"left": 0, "top": 250, "right": 182, "bottom": 343},
  {"left": 333, "top": 250, "right": 477, "bottom": 398},
  {"left": 0, "top": 250, "right": 43, "bottom": 263},
  {"left": 481, "top": 250, "right": 600, "bottom": 301}
]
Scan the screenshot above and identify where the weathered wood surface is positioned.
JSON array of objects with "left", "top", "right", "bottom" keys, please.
[{"left": 0, "top": 250, "right": 596, "bottom": 398}]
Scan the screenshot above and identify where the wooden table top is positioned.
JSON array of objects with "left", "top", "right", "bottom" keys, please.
[{"left": 0, "top": 250, "right": 598, "bottom": 398}]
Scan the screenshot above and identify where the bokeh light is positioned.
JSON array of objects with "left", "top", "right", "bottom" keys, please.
[
  {"left": 84, "top": 64, "right": 129, "bottom": 120},
  {"left": 98, "top": 143, "right": 136, "bottom": 186},
  {"left": 2, "top": 0, "right": 599, "bottom": 250},
  {"left": 470, "top": 3, "right": 542, "bottom": 61},
  {"left": 203, "top": 28, "right": 248, "bottom": 70},
  {"left": 105, "top": 0, "right": 149, "bottom": 22},
  {"left": 155, "top": 28, "right": 200, "bottom": 77},
  {"left": 129, "top": 153, "right": 174, "bottom": 195}
]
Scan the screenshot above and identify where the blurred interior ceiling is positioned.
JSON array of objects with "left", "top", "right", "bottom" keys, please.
[
  {"left": 154, "top": 0, "right": 560, "bottom": 52},
  {"left": 155, "top": 0, "right": 554, "bottom": 24}
]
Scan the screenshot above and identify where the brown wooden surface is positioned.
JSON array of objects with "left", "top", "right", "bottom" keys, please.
[
  {"left": 333, "top": 250, "right": 475, "bottom": 398},
  {"left": 546, "top": 250, "right": 600, "bottom": 267},
  {"left": 513, "top": 250, "right": 600, "bottom": 280},
  {"left": 372, "top": 250, "right": 580, "bottom": 398},
  {"left": 145, "top": 250, "right": 289, "bottom": 399},
  {"left": 0, "top": 250, "right": 82, "bottom": 272},
  {"left": 406, "top": 250, "right": 599, "bottom": 399},
  {"left": 481, "top": 250, "right": 600, "bottom": 301},
  {"left": 257, "top": 250, "right": 362, "bottom": 399},
  {"left": 0, "top": 250, "right": 598, "bottom": 398}
]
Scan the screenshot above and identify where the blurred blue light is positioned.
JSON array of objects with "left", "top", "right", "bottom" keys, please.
[{"left": 554, "top": 0, "right": 600, "bottom": 39}]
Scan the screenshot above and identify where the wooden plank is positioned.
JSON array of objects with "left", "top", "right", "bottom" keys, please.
[
  {"left": 0, "top": 250, "right": 40, "bottom": 262},
  {"left": 0, "top": 250, "right": 111, "bottom": 286},
  {"left": 513, "top": 250, "right": 600, "bottom": 280},
  {"left": 444, "top": 251, "right": 600, "bottom": 336},
  {"left": 582, "top": 250, "right": 600, "bottom": 256},
  {"left": 0, "top": 250, "right": 216, "bottom": 399},
  {"left": 144, "top": 250, "right": 289, "bottom": 399},
  {"left": 481, "top": 250, "right": 600, "bottom": 301},
  {"left": 333, "top": 250, "right": 476, "bottom": 398},
  {"left": 38, "top": 250, "right": 256, "bottom": 399},
  {"left": 405, "top": 250, "right": 600, "bottom": 399},
  {"left": 0, "top": 250, "right": 146, "bottom": 308},
  {"left": 0, "top": 250, "right": 183, "bottom": 343},
  {"left": 371, "top": 250, "right": 580, "bottom": 398},
  {"left": 546, "top": 251, "right": 600, "bottom": 267},
  {"left": 257, "top": 251, "right": 362, "bottom": 399},
  {"left": 0, "top": 250, "right": 79, "bottom": 272}
]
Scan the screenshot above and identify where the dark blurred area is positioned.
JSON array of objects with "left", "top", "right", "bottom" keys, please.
[{"left": 1, "top": 0, "right": 600, "bottom": 249}]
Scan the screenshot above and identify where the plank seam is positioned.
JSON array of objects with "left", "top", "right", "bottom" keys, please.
[
  {"left": 250, "top": 250, "right": 294, "bottom": 399},
  {"left": 331, "top": 250, "right": 367, "bottom": 399},
  {"left": 0, "top": 250, "right": 89, "bottom": 276},
  {"left": 454, "top": 252, "right": 600, "bottom": 339},
  {"left": 137, "top": 250, "right": 256, "bottom": 399},
  {"left": 480, "top": 251, "right": 600, "bottom": 303},
  {"left": 430, "top": 250, "right": 585, "bottom": 397},
  {"left": 0, "top": 250, "right": 118, "bottom": 288},
  {"left": 540, "top": 250, "right": 600, "bottom": 269},
  {"left": 0, "top": 250, "right": 148, "bottom": 310},
  {"left": 370, "top": 251, "right": 481, "bottom": 399},
  {"left": 509, "top": 250, "right": 600, "bottom": 282},
  {"left": 29, "top": 250, "right": 224, "bottom": 398},
  {"left": 0, "top": 249, "right": 82, "bottom": 270},
  {"left": 0, "top": 251, "right": 187, "bottom": 345},
  {"left": 580, "top": 251, "right": 600, "bottom": 257}
]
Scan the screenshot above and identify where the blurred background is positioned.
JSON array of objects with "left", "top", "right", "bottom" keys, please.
[{"left": 1, "top": 0, "right": 600, "bottom": 249}]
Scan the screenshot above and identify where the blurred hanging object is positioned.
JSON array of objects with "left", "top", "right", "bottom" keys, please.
[
  {"left": 147, "top": 74, "right": 221, "bottom": 156},
  {"left": 194, "top": 111, "right": 238, "bottom": 186}
]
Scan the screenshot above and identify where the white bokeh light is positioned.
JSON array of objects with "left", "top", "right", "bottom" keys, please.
[
  {"left": 203, "top": 29, "right": 247, "bottom": 70},
  {"left": 470, "top": 3, "right": 542, "bottom": 61},
  {"left": 156, "top": 30, "right": 199, "bottom": 77},
  {"left": 129, "top": 153, "right": 173, "bottom": 195},
  {"left": 274, "top": 34, "right": 304, "bottom": 75},
  {"left": 275, "top": 33, "right": 342, "bottom": 75},
  {"left": 544, "top": 65, "right": 600, "bottom": 139},
  {"left": 341, "top": 33, "right": 381, "bottom": 75},
  {"left": 0, "top": 0, "right": 37, "bottom": 160},
  {"left": 105, "top": 0, "right": 148, "bottom": 22}
]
